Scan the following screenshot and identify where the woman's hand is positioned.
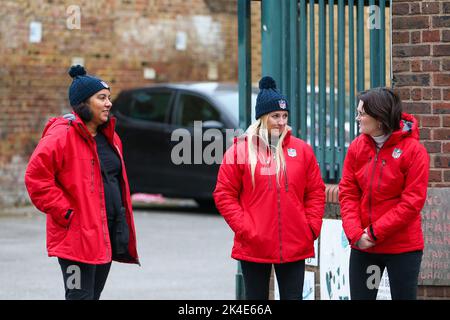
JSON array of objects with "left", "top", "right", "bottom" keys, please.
[{"left": 356, "top": 229, "right": 375, "bottom": 249}]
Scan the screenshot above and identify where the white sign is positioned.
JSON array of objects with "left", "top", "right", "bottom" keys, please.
[
  {"left": 376, "top": 270, "right": 392, "bottom": 300},
  {"left": 29, "top": 21, "right": 42, "bottom": 43},
  {"left": 320, "top": 219, "right": 351, "bottom": 300},
  {"left": 305, "top": 239, "right": 318, "bottom": 266},
  {"left": 175, "top": 31, "right": 187, "bottom": 51},
  {"left": 143, "top": 68, "right": 156, "bottom": 80},
  {"left": 274, "top": 270, "right": 315, "bottom": 300},
  {"left": 207, "top": 62, "right": 218, "bottom": 80}
]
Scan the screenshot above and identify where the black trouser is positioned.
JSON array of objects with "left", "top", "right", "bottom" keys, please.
[
  {"left": 240, "top": 260, "right": 305, "bottom": 300},
  {"left": 349, "top": 249, "right": 422, "bottom": 300},
  {"left": 58, "top": 258, "right": 112, "bottom": 300}
]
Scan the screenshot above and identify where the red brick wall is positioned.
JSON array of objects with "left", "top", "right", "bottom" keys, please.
[
  {"left": 0, "top": 0, "right": 238, "bottom": 207},
  {"left": 386, "top": 0, "right": 450, "bottom": 300},
  {"left": 392, "top": 0, "right": 450, "bottom": 188}
]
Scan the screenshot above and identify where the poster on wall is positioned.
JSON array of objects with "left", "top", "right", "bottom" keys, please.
[
  {"left": 319, "top": 219, "right": 351, "bottom": 300},
  {"left": 320, "top": 219, "right": 392, "bottom": 300},
  {"left": 274, "top": 271, "right": 315, "bottom": 300}
]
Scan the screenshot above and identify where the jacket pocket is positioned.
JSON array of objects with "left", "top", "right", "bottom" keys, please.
[
  {"left": 287, "top": 191, "right": 313, "bottom": 241},
  {"left": 112, "top": 207, "right": 130, "bottom": 259}
]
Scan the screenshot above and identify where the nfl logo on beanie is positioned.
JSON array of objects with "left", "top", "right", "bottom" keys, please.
[{"left": 255, "top": 76, "right": 290, "bottom": 119}]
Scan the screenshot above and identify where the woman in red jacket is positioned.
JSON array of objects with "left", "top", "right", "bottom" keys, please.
[
  {"left": 339, "top": 87, "right": 429, "bottom": 300},
  {"left": 25, "top": 65, "right": 139, "bottom": 300},
  {"left": 214, "top": 76, "right": 325, "bottom": 300}
]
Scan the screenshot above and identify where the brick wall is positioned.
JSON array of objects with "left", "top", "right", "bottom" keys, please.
[
  {"left": 0, "top": 0, "right": 239, "bottom": 207},
  {"left": 392, "top": 0, "right": 450, "bottom": 187}
]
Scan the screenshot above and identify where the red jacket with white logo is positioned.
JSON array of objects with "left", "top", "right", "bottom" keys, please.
[
  {"left": 339, "top": 113, "right": 429, "bottom": 254},
  {"left": 213, "top": 131, "right": 325, "bottom": 263},
  {"left": 25, "top": 113, "right": 139, "bottom": 265}
]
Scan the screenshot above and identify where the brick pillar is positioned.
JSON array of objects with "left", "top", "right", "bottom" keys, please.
[
  {"left": 392, "top": 0, "right": 450, "bottom": 300},
  {"left": 392, "top": 0, "right": 450, "bottom": 187}
]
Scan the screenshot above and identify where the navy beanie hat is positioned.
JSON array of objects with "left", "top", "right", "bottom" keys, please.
[
  {"left": 68, "top": 65, "right": 110, "bottom": 107},
  {"left": 255, "top": 76, "right": 289, "bottom": 120}
]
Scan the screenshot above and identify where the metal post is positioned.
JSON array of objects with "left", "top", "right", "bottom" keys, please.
[
  {"left": 261, "top": 0, "right": 282, "bottom": 84},
  {"left": 237, "top": 0, "right": 251, "bottom": 300},
  {"left": 318, "top": 0, "right": 326, "bottom": 177},
  {"left": 238, "top": 0, "right": 252, "bottom": 131},
  {"left": 289, "top": 0, "right": 299, "bottom": 137}
]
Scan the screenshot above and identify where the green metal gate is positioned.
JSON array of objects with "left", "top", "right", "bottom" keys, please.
[
  {"left": 237, "top": 0, "right": 391, "bottom": 299},
  {"left": 239, "top": 0, "right": 391, "bottom": 182}
]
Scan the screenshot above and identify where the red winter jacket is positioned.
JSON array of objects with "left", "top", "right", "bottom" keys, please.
[
  {"left": 339, "top": 113, "right": 429, "bottom": 254},
  {"left": 213, "top": 130, "right": 325, "bottom": 263},
  {"left": 25, "top": 113, "right": 139, "bottom": 265}
]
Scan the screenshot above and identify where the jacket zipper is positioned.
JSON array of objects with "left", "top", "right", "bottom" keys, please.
[
  {"left": 276, "top": 181, "right": 283, "bottom": 263},
  {"left": 90, "top": 159, "right": 95, "bottom": 193},
  {"left": 368, "top": 151, "right": 379, "bottom": 226},
  {"left": 377, "top": 160, "right": 386, "bottom": 192}
]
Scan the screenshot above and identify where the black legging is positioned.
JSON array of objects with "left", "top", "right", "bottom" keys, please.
[
  {"left": 349, "top": 249, "right": 422, "bottom": 300},
  {"left": 58, "top": 258, "right": 112, "bottom": 300},
  {"left": 240, "top": 260, "right": 305, "bottom": 300}
]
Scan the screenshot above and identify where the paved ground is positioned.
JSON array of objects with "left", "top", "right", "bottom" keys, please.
[{"left": 0, "top": 206, "right": 237, "bottom": 300}]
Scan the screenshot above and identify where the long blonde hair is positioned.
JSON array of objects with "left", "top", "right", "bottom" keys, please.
[{"left": 246, "top": 114, "right": 290, "bottom": 188}]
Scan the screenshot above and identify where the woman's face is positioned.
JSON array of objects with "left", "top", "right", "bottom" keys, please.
[
  {"left": 356, "top": 100, "right": 383, "bottom": 136},
  {"left": 266, "top": 110, "right": 288, "bottom": 137},
  {"left": 87, "top": 89, "right": 112, "bottom": 126}
]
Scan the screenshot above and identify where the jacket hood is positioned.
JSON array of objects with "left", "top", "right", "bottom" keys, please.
[
  {"left": 363, "top": 112, "right": 419, "bottom": 148},
  {"left": 397, "top": 112, "right": 419, "bottom": 140},
  {"left": 385, "top": 112, "right": 419, "bottom": 147},
  {"left": 41, "top": 112, "right": 117, "bottom": 143}
]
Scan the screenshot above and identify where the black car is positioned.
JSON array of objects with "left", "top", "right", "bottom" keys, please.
[
  {"left": 111, "top": 82, "right": 257, "bottom": 207},
  {"left": 112, "top": 83, "right": 352, "bottom": 206}
]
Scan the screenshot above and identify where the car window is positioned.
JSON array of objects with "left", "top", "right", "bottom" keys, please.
[
  {"left": 177, "top": 94, "right": 221, "bottom": 127},
  {"left": 126, "top": 91, "right": 171, "bottom": 123},
  {"left": 214, "top": 92, "right": 257, "bottom": 124}
]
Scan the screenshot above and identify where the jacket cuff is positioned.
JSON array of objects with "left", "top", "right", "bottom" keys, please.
[
  {"left": 350, "top": 229, "right": 364, "bottom": 246},
  {"left": 367, "top": 224, "right": 377, "bottom": 242},
  {"left": 53, "top": 208, "right": 73, "bottom": 228}
]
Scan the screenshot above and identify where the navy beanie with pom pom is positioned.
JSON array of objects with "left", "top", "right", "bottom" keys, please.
[
  {"left": 255, "top": 76, "right": 289, "bottom": 120},
  {"left": 68, "top": 65, "right": 110, "bottom": 107}
]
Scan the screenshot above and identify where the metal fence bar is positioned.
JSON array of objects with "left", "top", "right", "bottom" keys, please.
[
  {"left": 337, "top": 0, "right": 346, "bottom": 178},
  {"left": 281, "top": 0, "right": 290, "bottom": 100},
  {"left": 328, "top": 0, "right": 336, "bottom": 180},
  {"left": 290, "top": 0, "right": 300, "bottom": 137},
  {"left": 369, "top": 0, "right": 380, "bottom": 87},
  {"left": 357, "top": 0, "right": 365, "bottom": 94},
  {"left": 261, "top": 0, "right": 282, "bottom": 83},
  {"left": 348, "top": 0, "right": 356, "bottom": 142},
  {"left": 238, "top": 0, "right": 252, "bottom": 131},
  {"left": 379, "top": 0, "right": 386, "bottom": 87},
  {"left": 309, "top": 0, "right": 316, "bottom": 150},
  {"left": 318, "top": 0, "right": 327, "bottom": 178},
  {"left": 236, "top": 0, "right": 251, "bottom": 300},
  {"left": 299, "top": 0, "right": 308, "bottom": 141}
]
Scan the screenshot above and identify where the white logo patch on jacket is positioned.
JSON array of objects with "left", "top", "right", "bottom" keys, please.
[
  {"left": 287, "top": 148, "right": 297, "bottom": 157},
  {"left": 392, "top": 148, "right": 402, "bottom": 159}
]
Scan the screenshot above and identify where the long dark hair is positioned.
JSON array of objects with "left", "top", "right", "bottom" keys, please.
[
  {"left": 72, "top": 100, "right": 93, "bottom": 122},
  {"left": 72, "top": 99, "right": 110, "bottom": 129},
  {"left": 357, "top": 87, "right": 402, "bottom": 134}
]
